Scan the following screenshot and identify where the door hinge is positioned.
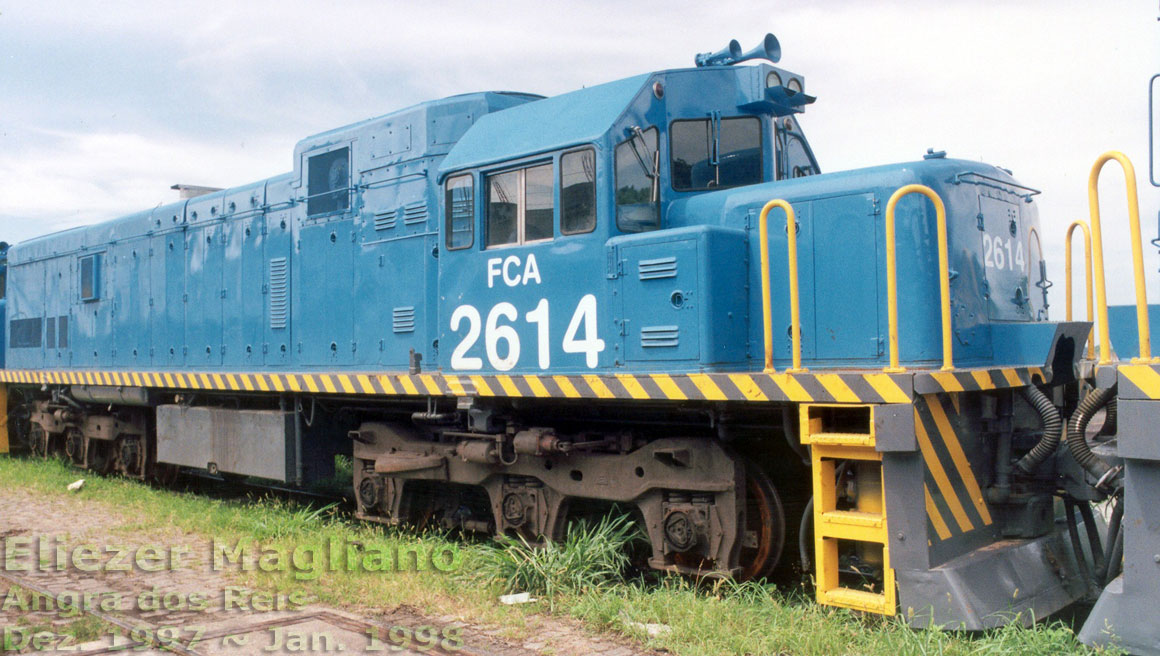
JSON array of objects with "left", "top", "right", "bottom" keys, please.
[{"left": 606, "top": 250, "right": 622, "bottom": 279}]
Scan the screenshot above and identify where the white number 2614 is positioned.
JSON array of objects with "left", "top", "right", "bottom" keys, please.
[{"left": 449, "top": 294, "right": 605, "bottom": 371}]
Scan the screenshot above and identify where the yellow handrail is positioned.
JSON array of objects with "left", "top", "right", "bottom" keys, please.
[
  {"left": 884, "top": 184, "right": 952, "bottom": 372},
  {"left": 758, "top": 199, "right": 805, "bottom": 373},
  {"left": 1065, "top": 220, "right": 1095, "bottom": 360},
  {"left": 1087, "top": 151, "right": 1155, "bottom": 364}
]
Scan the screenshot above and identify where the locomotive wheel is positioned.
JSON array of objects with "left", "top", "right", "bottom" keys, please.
[
  {"left": 115, "top": 437, "right": 145, "bottom": 477},
  {"left": 87, "top": 440, "right": 113, "bottom": 473},
  {"left": 64, "top": 428, "right": 85, "bottom": 465},
  {"left": 737, "top": 463, "right": 786, "bottom": 581},
  {"left": 28, "top": 425, "right": 48, "bottom": 458}
]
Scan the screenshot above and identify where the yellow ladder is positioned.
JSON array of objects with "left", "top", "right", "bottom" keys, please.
[{"left": 801, "top": 404, "right": 896, "bottom": 615}]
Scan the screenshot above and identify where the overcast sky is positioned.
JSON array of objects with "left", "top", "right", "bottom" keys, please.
[{"left": 1, "top": 1, "right": 1158, "bottom": 307}]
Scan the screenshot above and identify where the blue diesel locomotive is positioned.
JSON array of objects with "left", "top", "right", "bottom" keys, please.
[{"left": 3, "top": 34, "right": 1136, "bottom": 634}]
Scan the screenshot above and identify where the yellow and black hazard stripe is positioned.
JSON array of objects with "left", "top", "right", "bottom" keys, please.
[
  {"left": 466, "top": 371, "right": 912, "bottom": 404},
  {"left": 914, "top": 393, "right": 993, "bottom": 543},
  {"left": 0, "top": 369, "right": 449, "bottom": 397},
  {"left": 1117, "top": 364, "right": 1160, "bottom": 400},
  {"left": 912, "top": 366, "right": 1044, "bottom": 395},
  {"left": 0, "top": 368, "right": 913, "bottom": 404}
]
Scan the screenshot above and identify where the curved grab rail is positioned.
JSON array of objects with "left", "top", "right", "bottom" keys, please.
[
  {"left": 884, "top": 185, "right": 952, "bottom": 372},
  {"left": 1087, "top": 151, "right": 1154, "bottom": 364},
  {"left": 758, "top": 199, "right": 805, "bottom": 373},
  {"left": 1026, "top": 225, "right": 1043, "bottom": 282},
  {"left": 1026, "top": 225, "right": 1051, "bottom": 315},
  {"left": 1065, "top": 220, "right": 1095, "bottom": 360}
]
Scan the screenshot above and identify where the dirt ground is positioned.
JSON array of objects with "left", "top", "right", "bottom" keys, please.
[{"left": 0, "top": 487, "right": 655, "bottom": 656}]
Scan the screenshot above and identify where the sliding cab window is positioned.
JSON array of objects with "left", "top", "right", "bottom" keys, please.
[
  {"left": 486, "top": 162, "right": 554, "bottom": 248},
  {"left": 561, "top": 148, "right": 596, "bottom": 235},
  {"left": 445, "top": 174, "right": 474, "bottom": 250},
  {"left": 671, "top": 116, "right": 762, "bottom": 191},
  {"left": 306, "top": 146, "right": 350, "bottom": 216},
  {"left": 615, "top": 127, "right": 660, "bottom": 233}
]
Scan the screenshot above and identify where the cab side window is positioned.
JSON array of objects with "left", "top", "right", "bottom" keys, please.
[
  {"left": 444, "top": 174, "right": 474, "bottom": 250},
  {"left": 307, "top": 147, "right": 350, "bottom": 216},
  {"left": 615, "top": 127, "right": 659, "bottom": 233},
  {"left": 486, "top": 163, "right": 554, "bottom": 248},
  {"left": 776, "top": 117, "right": 820, "bottom": 180},
  {"left": 80, "top": 253, "right": 101, "bottom": 302},
  {"left": 561, "top": 148, "right": 596, "bottom": 235}
]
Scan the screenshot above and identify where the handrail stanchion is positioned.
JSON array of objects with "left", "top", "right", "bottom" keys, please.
[
  {"left": 1027, "top": 225, "right": 1043, "bottom": 282},
  {"left": 1088, "top": 151, "right": 1156, "bottom": 364},
  {"left": 884, "top": 185, "right": 952, "bottom": 372},
  {"left": 758, "top": 199, "right": 804, "bottom": 373},
  {"left": 1026, "top": 225, "right": 1049, "bottom": 317},
  {"left": 1065, "top": 220, "right": 1096, "bottom": 360}
]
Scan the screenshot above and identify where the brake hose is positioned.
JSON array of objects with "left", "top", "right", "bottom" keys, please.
[
  {"left": 1067, "top": 387, "right": 1116, "bottom": 480},
  {"left": 1016, "top": 385, "right": 1062, "bottom": 473}
]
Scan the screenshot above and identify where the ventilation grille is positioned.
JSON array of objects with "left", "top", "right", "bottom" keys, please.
[
  {"left": 269, "top": 257, "right": 289, "bottom": 330},
  {"left": 374, "top": 210, "right": 397, "bottom": 231},
  {"left": 638, "top": 257, "right": 677, "bottom": 280},
  {"left": 393, "top": 306, "right": 416, "bottom": 333},
  {"left": 402, "top": 202, "right": 428, "bottom": 225},
  {"left": 640, "top": 325, "right": 679, "bottom": 348},
  {"left": 9, "top": 318, "right": 42, "bottom": 349}
]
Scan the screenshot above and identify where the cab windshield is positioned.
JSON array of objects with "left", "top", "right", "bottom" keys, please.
[{"left": 670, "top": 117, "right": 762, "bottom": 191}]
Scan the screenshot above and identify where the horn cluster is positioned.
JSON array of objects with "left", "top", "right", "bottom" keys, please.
[{"left": 695, "top": 33, "right": 781, "bottom": 67}]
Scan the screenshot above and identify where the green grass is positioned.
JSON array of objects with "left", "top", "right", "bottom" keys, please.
[
  {"left": 0, "top": 456, "right": 1124, "bottom": 655},
  {"left": 568, "top": 578, "right": 1101, "bottom": 656},
  {"left": 471, "top": 513, "right": 640, "bottom": 606},
  {"left": 5, "top": 584, "right": 112, "bottom": 644}
]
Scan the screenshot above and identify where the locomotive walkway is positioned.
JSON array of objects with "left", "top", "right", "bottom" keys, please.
[{"left": 0, "top": 486, "right": 654, "bottom": 656}]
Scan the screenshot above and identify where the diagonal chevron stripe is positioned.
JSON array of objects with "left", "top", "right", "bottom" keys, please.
[
  {"left": 924, "top": 484, "right": 953, "bottom": 541},
  {"left": 552, "top": 375, "right": 581, "bottom": 399},
  {"left": 914, "top": 406, "right": 974, "bottom": 532},
  {"left": 728, "top": 374, "right": 768, "bottom": 401},
  {"left": 815, "top": 374, "right": 859, "bottom": 403},
  {"left": 581, "top": 374, "right": 615, "bottom": 399},
  {"left": 924, "top": 395, "right": 993, "bottom": 526},
  {"left": 930, "top": 373, "right": 964, "bottom": 393},
  {"left": 615, "top": 374, "right": 650, "bottom": 400},
  {"left": 970, "top": 370, "right": 996, "bottom": 390},
  {"left": 863, "top": 373, "right": 910, "bottom": 403},
  {"left": 650, "top": 374, "right": 686, "bottom": 401},
  {"left": 1120, "top": 365, "right": 1160, "bottom": 399}
]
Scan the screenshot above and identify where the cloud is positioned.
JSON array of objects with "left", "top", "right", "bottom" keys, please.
[
  {"left": 0, "top": 1, "right": 1158, "bottom": 308},
  {"left": 0, "top": 128, "right": 285, "bottom": 243}
]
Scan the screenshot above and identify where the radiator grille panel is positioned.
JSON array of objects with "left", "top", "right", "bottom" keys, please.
[{"left": 269, "top": 257, "right": 289, "bottom": 330}]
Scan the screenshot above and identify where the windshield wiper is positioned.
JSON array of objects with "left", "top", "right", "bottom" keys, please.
[{"left": 628, "top": 126, "right": 660, "bottom": 202}]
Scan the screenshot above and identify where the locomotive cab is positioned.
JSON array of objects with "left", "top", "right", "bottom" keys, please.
[{"left": 436, "top": 51, "right": 823, "bottom": 374}]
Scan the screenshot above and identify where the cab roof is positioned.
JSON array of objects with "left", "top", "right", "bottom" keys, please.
[{"left": 437, "top": 74, "right": 651, "bottom": 177}]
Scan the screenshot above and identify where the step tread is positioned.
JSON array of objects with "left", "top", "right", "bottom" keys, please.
[
  {"left": 806, "top": 431, "right": 875, "bottom": 446},
  {"left": 819, "top": 509, "right": 885, "bottom": 527},
  {"left": 823, "top": 587, "right": 888, "bottom": 613}
]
